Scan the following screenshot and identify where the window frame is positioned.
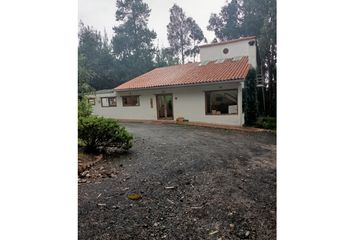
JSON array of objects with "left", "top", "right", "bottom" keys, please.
[
  {"left": 205, "top": 89, "right": 238, "bottom": 115},
  {"left": 88, "top": 97, "right": 96, "bottom": 105},
  {"left": 100, "top": 97, "right": 117, "bottom": 107},
  {"left": 122, "top": 95, "right": 140, "bottom": 107}
]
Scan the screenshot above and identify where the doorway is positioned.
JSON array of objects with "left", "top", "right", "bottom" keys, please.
[{"left": 156, "top": 94, "right": 173, "bottom": 120}]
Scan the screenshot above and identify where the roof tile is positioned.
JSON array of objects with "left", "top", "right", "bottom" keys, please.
[{"left": 115, "top": 57, "right": 249, "bottom": 91}]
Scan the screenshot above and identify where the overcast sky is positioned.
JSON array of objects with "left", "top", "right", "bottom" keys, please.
[{"left": 78, "top": 0, "right": 227, "bottom": 48}]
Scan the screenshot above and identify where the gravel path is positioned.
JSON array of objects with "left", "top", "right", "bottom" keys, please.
[{"left": 79, "top": 123, "right": 276, "bottom": 240}]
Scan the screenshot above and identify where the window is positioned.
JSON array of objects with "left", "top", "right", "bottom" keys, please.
[
  {"left": 205, "top": 89, "right": 238, "bottom": 115},
  {"left": 88, "top": 98, "right": 95, "bottom": 105},
  {"left": 101, "top": 97, "right": 117, "bottom": 107},
  {"left": 122, "top": 96, "right": 140, "bottom": 107},
  {"left": 223, "top": 48, "right": 229, "bottom": 54}
]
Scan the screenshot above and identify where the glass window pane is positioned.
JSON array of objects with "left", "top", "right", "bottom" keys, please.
[
  {"left": 206, "top": 90, "right": 238, "bottom": 115},
  {"left": 123, "top": 96, "right": 139, "bottom": 106},
  {"left": 109, "top": 97, "right": 116, "bottom": 106},
  {"left": 101, "top": 98, "right": 109, "bottom": 107}
]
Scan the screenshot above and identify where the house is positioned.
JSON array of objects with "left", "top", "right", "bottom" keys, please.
[{"left": 88, "top": 36, "right": 259, "bottom": 127}]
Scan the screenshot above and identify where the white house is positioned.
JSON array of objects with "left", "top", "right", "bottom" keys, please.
[{"left": 88, "top": 36, "right": 258, "bottom": 127}]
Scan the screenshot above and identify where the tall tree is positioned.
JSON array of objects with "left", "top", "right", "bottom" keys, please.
[
  {"left": 242, "top": 0, "right": 276, "bottom": 117},
  {"left": 78, "top": 22, "right": 102, "bottom": 66},
  {"left": 167, "top": 4, "right": 204, "bottom": 64},
  {"left": 167, "top": 4, "right": 190, "bottom": 64},
  {"left": 207, "top": 0, "right": 243, "bottom": 41},
  {"left": 185, "top": 18, "right": 206, "bottom": 62},
  {"left": 78, "top": 22, "right": 118, "bottom": 90},
  {"left": 112, "top": 0, "right": 156, "bottom": 80}
]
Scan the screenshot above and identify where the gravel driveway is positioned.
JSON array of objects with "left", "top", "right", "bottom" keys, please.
[{"left": 79, "top": 123, "right": 276, "bottom": 240}]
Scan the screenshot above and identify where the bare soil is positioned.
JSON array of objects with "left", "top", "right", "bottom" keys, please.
[{"left": 78, "top": 123, "right": 276, "bottom": 240}]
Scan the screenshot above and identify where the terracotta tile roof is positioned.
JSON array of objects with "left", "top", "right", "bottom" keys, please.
[
  {"left": 199, "top": 36, "right": 256, "bottom": 48},
  {"left": 115, "top": 57, "right": 249, "bottom": 91}
]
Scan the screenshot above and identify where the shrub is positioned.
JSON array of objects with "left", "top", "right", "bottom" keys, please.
[
  {"left": 78, "top": 96, "right": 92, "bottom": 118},
  {"left": 255, "top": 117, "right": 276, "bottom": 130},
  {"left": 78, "top": 116, "right": 133, "bottom": 152},
  {"left": 243, "top": 68, "right": 258, "bottom": 126}
]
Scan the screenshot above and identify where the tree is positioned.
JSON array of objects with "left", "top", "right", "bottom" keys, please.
[
  {"left": 167, "top": 4, "right": 190, "bottom": 64},
  {"left": 78, "top": 22, "right": 118, "bottom": 90},
  {"left": 207, "top": 0, "right": 243, "bottom": 41},
  {"left": 185, "top": 18, "right": 206, "bottom": 62},
  {"left": 78, "top": 53, "right": 95, "bottom": 96},
  {"left": 167, "top": 4, "right": 204, "bottom": 64},
  {"left": 155, "top": 47, "right": 179, "bottom": 67},
  {"left": 112, "top": 0, "right": 157, "bottom": 81},
  {"left": 243, "top": 68, "right": 257, "bottom": 125},
  {"left": 242, "top": 0, "right": 276, "bottom": 117},
  {"left": 78, "top": 21, "right": 102, "bottom": 64}
]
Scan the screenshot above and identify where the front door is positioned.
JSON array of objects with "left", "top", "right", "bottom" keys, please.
[{"left": 156, "top": 94, "right": 173, "bottom": 120}]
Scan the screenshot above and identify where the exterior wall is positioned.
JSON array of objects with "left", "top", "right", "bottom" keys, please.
[
  {"left": 200, "top": 39, "right": 257, "bottom": 68},
  {"left": 90, "top": 82, "right": 245, "bottom": 126},
  {"left": 90, "top": 92, "right": 155, "bottom": 120}
]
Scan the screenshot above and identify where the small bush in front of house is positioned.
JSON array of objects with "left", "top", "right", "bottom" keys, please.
[
  {"left": 78, "top": 116, "right": 133, "bottom": 152},
  {"left": 255, "top": 117, "right": 276, "bottom": 130},
  {"left": 78, "top": 96, "right": 92, "bottom": 118}
]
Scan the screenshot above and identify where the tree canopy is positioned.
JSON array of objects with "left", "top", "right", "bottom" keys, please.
[
  {"left": 78, "top": 22, "right": 118, "bottom": 91},
  {"left": 207, "top": 0, "right": 243, "bottom": 41},
  {"left": 112, "top": 0, "right": 157, "bottom": 80}
]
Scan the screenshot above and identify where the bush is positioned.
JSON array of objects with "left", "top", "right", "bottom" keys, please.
[
  {"left": 78, "top": 96, "right": 92, "bottom": 118},
  {"left": 78, "top": 116, "right": 133, "bottom": 152},
  {"left": 255, "top": 117, "right": 276, "bottom": 130},
  {"left": 244, "top": 68, "right": 258, "bottom": 126}
]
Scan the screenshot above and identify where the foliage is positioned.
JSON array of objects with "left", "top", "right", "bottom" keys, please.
[
  {"left": 78, "top": 116, "right": 133, "bottom": 152},
  {"left": 243, "top": 0, "right": 276, "bottom": 117},
  {"left": 185, "top": 18, "right": 206, "bottom": 62},
  {"left": 78, "top": 54, "right": 95, "bottom": 96},
  {"left": 207, "top": 0, "right": 242, "bottom": 41},
  {"left": 167, "top": 4, "right": 204, "bottom": 64},
  {"left": 244, "top": 68, "right": 257, "bottom": 125},
  {"left": 155, "top": 47, "right": 179, "bottom": 67},
  {"left": 78, "top": 23, "right": 119, "bottom": 90},
  {"left": 208, "top": 0, "right": 276, "bottom": 117},
  {"left": 255, "top": 117, "right": 276, "bottom": 130},
  {"left": 78, "top": 96, "right": 92, "bottom": 118},
  {"left": 112, "top": 0, "right": 156, "bottom": 81}
]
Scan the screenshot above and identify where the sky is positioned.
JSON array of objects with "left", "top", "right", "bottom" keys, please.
[{"left": 78, "top": 0, "right": 228, "bottom": 48}]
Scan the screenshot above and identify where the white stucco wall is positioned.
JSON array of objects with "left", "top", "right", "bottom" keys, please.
[
  {"left": 90, "top": 81, "right": 245, "bottom": 126},
  {"left": 200, "top": 38, "right": 257, "bottom": 68}
]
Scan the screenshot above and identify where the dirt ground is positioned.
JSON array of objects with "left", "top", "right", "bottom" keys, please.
[{"left": 78, "top": 123, "right": 276, "bottom": 240}]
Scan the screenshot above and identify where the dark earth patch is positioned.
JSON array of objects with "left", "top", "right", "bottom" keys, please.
[{"left": 79, "top": 123, "right": 276, "bottom": 240}]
